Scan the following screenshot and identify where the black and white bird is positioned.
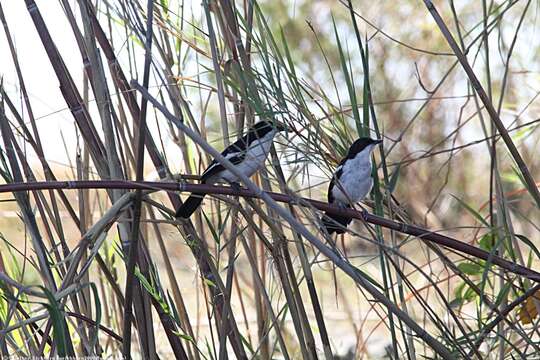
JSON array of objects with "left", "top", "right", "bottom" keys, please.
[
  {"left": 322, "top": 137, "right": 382, "bottom": 234},
  {"left": 175, "top": 120, "right": 286, "bottom": 218}
]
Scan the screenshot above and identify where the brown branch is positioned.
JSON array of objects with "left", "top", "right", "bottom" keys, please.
[{"left": 5, "top": 180, "right": 540, "bottom": 283}]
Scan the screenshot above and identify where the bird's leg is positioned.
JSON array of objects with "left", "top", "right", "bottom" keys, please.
[
  {"left": 360, "top": 209, "right": 368, "bottom": 221},
  {"left": 167, "top": 174, "right": 189, "bottom": 194},
  {"left": 357, "top": 204, "right": 369, "bottom": 220},
  {"left": 229, "top": 181, "right": 242, "bottom": 192},
  {"left": 337, "top": 202, "right": 348, "bottom": 209}
]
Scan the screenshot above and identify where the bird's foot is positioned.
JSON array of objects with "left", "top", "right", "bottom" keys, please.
[
  {"left": 360, "top": 208, "right": 369, "bottom": 220},
  {"left": 229, "top": 182, "right": 242, "bottom": 192}
]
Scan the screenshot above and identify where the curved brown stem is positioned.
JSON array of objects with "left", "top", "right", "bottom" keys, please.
[{"left": 3, "top": 179, "right": 540, "bottom": 283}]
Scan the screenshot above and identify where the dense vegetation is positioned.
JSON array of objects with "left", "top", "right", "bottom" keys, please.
[{"left": 0, "top": 0, "right": 539, "bottom": 358}]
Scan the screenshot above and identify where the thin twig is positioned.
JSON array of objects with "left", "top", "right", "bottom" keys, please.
[{"left": 423, "top": 0, "right": 540, "bottom": 208}]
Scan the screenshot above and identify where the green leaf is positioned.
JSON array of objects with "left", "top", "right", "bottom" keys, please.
[
  {"left": 160, "top": 0, "right": 169, "bottom": 14},
  {"left": 134, "top": 267, "right": 170, "bottom": 315},
  {"left": 452, "top": 280, "right": 477, "bottom": 304},
  {"left": 362, "top": 40, "right": 370, "bottom": 132},
  {"left": 479, "top": 233, "right": 495, "bottom": 252},
  {"left": 387, "top": 164, "right": 401, "bottom": 194},
  {"left": 515, "top": 234, "right": 540, "bottom": 262},
  {"left": 167, "top": 291, "right": 181, "bottom": 325},
  {"left": 454, "top": 281, "right": 466, "bottom": 300},
  {"left": 463, "top": 285, "right": 478, "bottom": 302},
  {"left": 332, "top": 16, "right": 361, "bottom": 132},
  {"left": 451, "top": 195, "right": 489, "bottom": 227},
  {"left": 493, "top": 282, "right": 512, "bottom": 307},
  {"left": 457, "top": 262, "right": 483, "bottom": 275},
  {"left": 41, "top": 288, "right": 75, "bottom": 357},
  {"left": 88, "top": 283, "right": 102, "bottom": 349},
  {"left": 352, "top": 266, "right": 383, "bottom": 290},
  {"left": 173, "top": 331, "right": 194, "bottom": 342},
  {"left": 203, "top": 278, "right": 216, "bottom": 288}
]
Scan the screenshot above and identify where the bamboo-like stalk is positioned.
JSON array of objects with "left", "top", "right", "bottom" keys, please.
[
  {"left": 0, "top": 102, "right": 56, "bottom": 292},
  {"left": 122, "top": 1, "right": 155, "bottom": 358},
  {"left": 82, "top": 6, "right": 249, "bottom": 355},
  {"left": 245, "top": 198, "right": 313, "bottom": 358},
  {"left": 24, "top": 0, "right": 108, "bottom": 175},
  {"left": 1, "top": 1, "right": 538, "bottom": 357},
  {"left": 270, "top": 149, "right": 333, "bottom": 359}
]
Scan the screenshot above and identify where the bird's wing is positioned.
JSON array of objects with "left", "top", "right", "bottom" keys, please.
[
  {"left": 221, "top": 133, "right": 250, "bottom": 156},
  {"left": 327, "top": 177, "right": 335, "bottom": 203},
  {"left": 199, "top": 129, "right": 260, "bottom": 181},
  {"left": 201, "top": 135, "right": 249, "bottom": 182},
  {"left": 201, "top": 149, "right": 247, "bottom": 181},
  {"left": 327, "top": 165, "right": 343, "bottom": 203}
]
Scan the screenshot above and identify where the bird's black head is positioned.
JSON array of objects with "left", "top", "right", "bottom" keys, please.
[
  {"left": 250, "top": 120, "right": 287, "bottom": 136},
  {"left": 347, "top": 137, "right": 382, "bottom": 157}
]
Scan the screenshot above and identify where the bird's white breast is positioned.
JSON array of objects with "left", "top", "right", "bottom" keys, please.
[
  {"left": 331, "top": 149, "right": 374, "bottom": 205},
  {"left": 219, "top": 130, "right": 277, "bottom": 183}
]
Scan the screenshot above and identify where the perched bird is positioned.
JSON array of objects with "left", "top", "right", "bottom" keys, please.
[
  {"left": 322, "top": 137, "right": 382, "bottom": 234},
  {"left": 175, "top": 120, "right": 286, "bottom": 218}
]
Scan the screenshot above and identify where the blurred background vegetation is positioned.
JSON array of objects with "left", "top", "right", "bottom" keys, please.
[{"left": 0, "top": 0, "right": 539, "bottom": 358}]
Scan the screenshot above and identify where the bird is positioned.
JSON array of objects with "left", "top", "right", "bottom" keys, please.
[
  {"left": 322, "top": 137, "right": 382, "bottom": 234},
  {"left": 175, "top": 120, "right": 286, "bottom": 218}
]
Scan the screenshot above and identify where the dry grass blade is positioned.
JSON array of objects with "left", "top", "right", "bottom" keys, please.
[{"left": 423, "top": 0, "right": 540, "bottom": 208}]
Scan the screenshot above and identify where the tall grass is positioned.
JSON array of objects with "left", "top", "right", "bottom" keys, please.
[{"left": 0, "top": 0, "right": 539, "bottom": 359}]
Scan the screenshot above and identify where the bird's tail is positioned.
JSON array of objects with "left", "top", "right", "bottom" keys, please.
[
  {"left": 175, "top": 194, "right": 205, "bottom": 218},
  {"left": 322, "top": 209, "right": 352, "bottom": 235}
]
